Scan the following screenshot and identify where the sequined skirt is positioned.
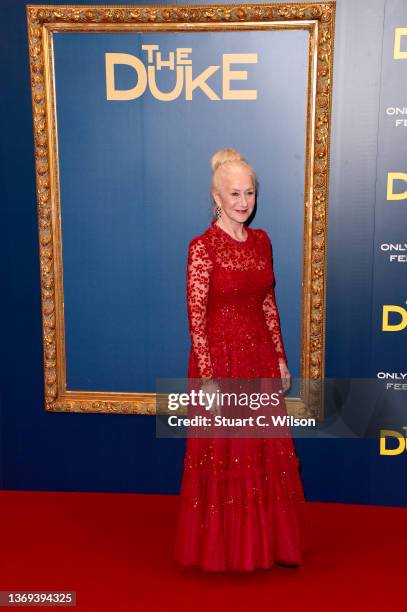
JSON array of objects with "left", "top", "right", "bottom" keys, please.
[
  {"left": 174, "top": 347, "right": 310, "bottom": 572},
  {"left": 174, "top": 435, "right": 309, "bottom": 572}
]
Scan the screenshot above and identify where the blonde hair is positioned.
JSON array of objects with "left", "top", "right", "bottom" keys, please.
[{"left": 210, "top": 148, "right": 258, "bottom": 218}]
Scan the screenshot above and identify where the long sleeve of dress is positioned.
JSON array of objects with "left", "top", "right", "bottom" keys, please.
[
  {"left": 260, "top": 230, "right": 288, "bottom": 366},
  {"left": 186, "top": 237, "right": 214, "bottom": 379}
]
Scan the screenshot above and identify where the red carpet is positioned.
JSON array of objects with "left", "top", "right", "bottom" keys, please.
[{"left": 0, "top": 491, "right": 406, "bottom": 611}]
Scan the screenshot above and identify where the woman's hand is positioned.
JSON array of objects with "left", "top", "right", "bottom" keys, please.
[
  {"left": 201, "top": 380, "right": 221, "bottom": 416},
  {"left": 278, "top": 359, "right": 291, "bottom": 394}
]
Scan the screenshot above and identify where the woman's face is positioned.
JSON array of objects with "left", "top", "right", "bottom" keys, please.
[{"left": 212, "top": 165, "right": 256, "bottom": 224}]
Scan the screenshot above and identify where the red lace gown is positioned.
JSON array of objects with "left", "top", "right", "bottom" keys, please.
[{"left": 174, "top": 219, "right": 308, "bottom": 572}]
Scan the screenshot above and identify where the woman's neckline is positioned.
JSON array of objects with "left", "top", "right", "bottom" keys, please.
[{"left": 211, "top": 219, "right": 252, "bottom": 244}]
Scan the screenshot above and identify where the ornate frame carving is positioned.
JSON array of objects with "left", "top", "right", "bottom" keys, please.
[{"left": 26, "top": 2, "right": 336, "bottom": 418}]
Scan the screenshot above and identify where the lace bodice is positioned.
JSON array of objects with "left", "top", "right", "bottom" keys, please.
[{"left": 186, "top": 220, "right": 287, "bottom": 379}]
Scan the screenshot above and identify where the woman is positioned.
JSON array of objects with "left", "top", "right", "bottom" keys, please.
[{"left": 174, "top": 148, "right": 308, "bottom": 572}]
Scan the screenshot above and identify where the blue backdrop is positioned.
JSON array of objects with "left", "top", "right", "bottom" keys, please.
[
  {"left": 1, "top": 0, "right": 406, "bottom": 506},
  {"left": 53, "top": 30, "right": 307, "bottom": 391}
]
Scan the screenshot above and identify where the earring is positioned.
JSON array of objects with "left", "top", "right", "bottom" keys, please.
[{"left": 215, "top": 205, "right": 222, "bottom": 219}]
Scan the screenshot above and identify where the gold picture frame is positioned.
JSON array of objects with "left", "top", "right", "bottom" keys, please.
[{"left": 26, "top": 2, "right": 336, "bottom": 418}]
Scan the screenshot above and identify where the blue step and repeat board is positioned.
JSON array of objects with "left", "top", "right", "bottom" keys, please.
[
  {"left": 374, "top": 2, "right": 407, "bottom": 457},
  {"left": 2, "top": 0, "right": 407, "bottom": 502}
]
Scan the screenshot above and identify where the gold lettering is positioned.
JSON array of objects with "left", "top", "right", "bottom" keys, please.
[
  {"left": 222, "top": 53, "right": 258, "bottom": 100},
  {"left": 394, "top": 28, "right": 407, "bottom": 59},
  {"left": 382, "top": 305, "right": 407, "bottom": 331},
  {"left": 184, "top": 65, "right": 220, "bottom": 100},
  {"left": 380, "top": 430, "right": 406, "bottom": 455},
  {"left": 156, "top": 51, "right": 175, "bottom": 71},
  {"left": 105, "top": 53, "right": 147, "bottom": 101},
  {"left": 387, "top": 172, "right": 407, "bottom": 200},
  {"left": 147, "top": 66, "right": 184, "bottom": 101},
  {"left": 141, "top": 44, "right": 159, "bottom": 63},
  {"left": 176, "top": 48, "right": 192, "bottom": 65}
]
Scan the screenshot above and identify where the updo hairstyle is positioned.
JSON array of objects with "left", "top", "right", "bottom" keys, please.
[{"left": 210, "top": 148, "right": 258, "bottom": 220}]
